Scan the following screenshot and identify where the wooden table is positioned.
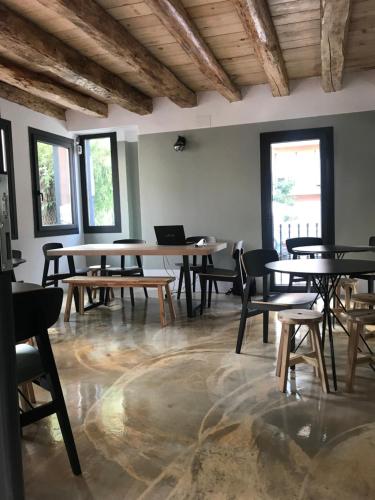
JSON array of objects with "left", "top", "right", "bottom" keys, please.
[
  {"left": 266, "top": 259, "right": 375, "bottom": 390},
  {"left": 47, "top": 243, "right": 227, "bottom": 318}
]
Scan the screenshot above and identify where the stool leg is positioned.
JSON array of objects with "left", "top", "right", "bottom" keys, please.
[
  {"left": 157, "top": 285, "right": 166, "bottom": 327},
  {"left": 276, "top": 328, "right": 285, "bottom": 377},
  {"left": 279, "top": 324, "right": 293, "bottom": 392},
  {"left": 78, "top": 286, "right": 84, "bottom": 315},
  {"left": 311, "top": 324, "right": 329, "bottom": 393},
  {"left": 165, "top": 284, "right": 176, "bottom": 321},
  {"left": 346, "top": 321, "right": 361, "bottom": 392},
  {"left": 64, "top": 285, "right": 74, "bottom": 322}
]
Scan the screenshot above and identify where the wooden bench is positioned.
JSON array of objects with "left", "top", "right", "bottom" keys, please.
[{"left": 63, "top": 276, "right": 176, "bottom": 327}]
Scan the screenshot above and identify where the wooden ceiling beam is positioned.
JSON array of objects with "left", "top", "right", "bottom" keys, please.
[
  {"left": 0, "top": 4, "right": 152, "bottom": 115},
  {"left": 144, "top": 0, "right": 241, "bottom": 103},
  {"left": 35, "top": 0, "right": 197, "bottom": 108},
  {"left": 232, "top": 0, "right": 289, "bottom": 97},
  {"left": 0, "top": 82, "right": 66, "bottom": 120},
  {"left": 0, "top": 58, "right": 108, "bottom": 118},
  {"left": 321, "top": 0, "right": 351, "bottom": 92}
]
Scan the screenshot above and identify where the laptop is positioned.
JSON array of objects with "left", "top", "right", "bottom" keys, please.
[{"left": 154, "top": 225, "right": 189, "bottom": 245}]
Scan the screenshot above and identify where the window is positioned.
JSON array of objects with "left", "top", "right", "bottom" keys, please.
[
  {"left": 78, "top": 132, "right": 121, "bottom": 233},
  {"left": 0, "top": 118, "right": 18, "bottom": 239},
  {"left": 29, "top": 128, "right": 78, "bottom": 237}
]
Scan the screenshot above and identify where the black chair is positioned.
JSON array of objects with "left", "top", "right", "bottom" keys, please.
[
  {"left": 355, "top": 236, "right": 375, "bottom": 292},
  {"left": 11, "top": 249, "right": 25, "bottom": 282},
  {"left": 176, "top": 236, "right": 219, "bottom": 299},
  {"left": 235, "top": 249, "right": 316, "bottom": 353},
  {"left": 13, "top": 287, "right": 81, "bottom": 475},
  {"left": 107, "top": 238, "right": 148, "bottom": 305},
  {"left": 285, "top": 237, "right": 322, "bottom": 291},
  {"left": 41, "top": 242, "right": 87, "bottom": 287},
  {"left": 199, "top": 240, "right": 245, "bottom": 311}
]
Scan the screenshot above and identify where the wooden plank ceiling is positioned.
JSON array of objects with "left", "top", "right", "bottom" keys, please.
[{"left": 0, "top": 0, "right": 372, "bottom": 120}]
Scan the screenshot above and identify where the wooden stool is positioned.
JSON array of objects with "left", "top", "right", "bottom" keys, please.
[
  {"left": 276, "top": 309, "right": 329, "bottom": 393},
  {"left": 335, "top": 278, "right": 358, "bottom": 310},
  {"left": 345, "top": 309, "right": 375, "bottom": 392},
  {"left": 351, "top": 292, "right": 375, "bottom": 308}
]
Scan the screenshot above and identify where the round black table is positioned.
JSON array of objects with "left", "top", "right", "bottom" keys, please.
[
  {"left": 292, "top": 244, "right": 375, "bottom": 259},
  {"left": 265, "top": 259, "right": 375, "bottom": 390}
]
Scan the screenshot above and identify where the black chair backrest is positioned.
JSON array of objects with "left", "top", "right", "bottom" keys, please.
[
  {"left": 42, "top": 242, "right": 63, "bottom": 262},
  {"left": 12, "top": 249, "right": 22, "bottom": 259},
  {"left": 369, "top": 236, "right": 375, "bottom": 246},
  {"left": 113, "top": 239, "right": 146, "bottom": 268},
  {"left": 286, "top": 237, "right": 323, "bottom": 257},
  {"left": 12, "top": 287, "right": 63, "bottom": 342},
  {"left": 241, "top": 249, "right": 279, "bottom": 278},
  {"left": 113, "top": 239, "right": 145, "bottom": 245}
]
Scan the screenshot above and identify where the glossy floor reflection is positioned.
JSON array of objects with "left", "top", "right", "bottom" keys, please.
[{"left": 22, "top": 291, "right": 375, "bottom": 499}]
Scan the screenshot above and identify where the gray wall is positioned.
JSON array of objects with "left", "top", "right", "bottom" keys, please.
[{"left": 137, "top": 111, "right": 375, "bottom": 269}]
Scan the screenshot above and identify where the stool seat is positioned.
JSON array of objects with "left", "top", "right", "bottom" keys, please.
[
  {"left": 346, "top": 308, "right": 375, "bottom": 324},
  {"left": 277, "top": 309, "right": 323, "bottom": 325},
  {"left": 351, "top": 293, "right": 375, "bottom": 306},
  {"left": 276, "top": 308, "right": 328, "bottom": 393}
]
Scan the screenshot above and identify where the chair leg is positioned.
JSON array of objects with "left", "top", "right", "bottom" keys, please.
[
  {"left": 64, "top": 285, "right": 74, "bottom": 322},
  {"left": 193, "top": 271, "right": 196, "bottom": 293},
  {"left": 130, "top": 287, "right": 135, "bottom": 307},
  {"left": 37, "top": 334, "right": 81, "bottom": 475},
  {"left": 208, "top": 281, "right": 213, "bottom": 308},
  {"left": 157, "top": 285, "right": 166, "bottom": 327},
  {"left": 263, "top": 311, "right": 269, "bottom": 343},
  {"left": 213, "top": 280, "right": 219, "bottom": 294},
  {"left": 346, "top": 321, "right": 361, "bottom": 392},
  {"left": 86, "top": 287, "right": 93, "bottom": 304},
  {"left": 236, "top": 307, "right": 248, "bottom": 354},
  {"left": 279, "top": 324, "right": 293, "bottom": 393},
  {"left": 165, "top": 284, "right": 176, "bottom": 321},
  {"left": 143, "top": 287, "right": 148, "bottom": 298},
  {"left": 177, "top": 268, "right": 183, "bottom": 300}
]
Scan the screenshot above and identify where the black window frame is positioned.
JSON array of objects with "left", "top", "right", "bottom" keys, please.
[
  {"left": 29, "top": 127, "right": 79, "bottom": 238},
  {"left": 78, "top": 132, "right": 121, "bottom": 234},
  {"left": 260, "top": 127, "right": 335, "bottom": 292},
  {"left": 0, "top": 118, "right": 18, "bottom": 239}
]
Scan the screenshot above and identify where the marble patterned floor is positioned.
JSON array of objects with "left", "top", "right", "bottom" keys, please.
[{"left": 22, "top": 291, "right": 375, "bottom": 500}]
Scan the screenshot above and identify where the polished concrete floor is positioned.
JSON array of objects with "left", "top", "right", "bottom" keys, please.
[{"left": 22, "top": 290, "right": 375, "bottom": 499}]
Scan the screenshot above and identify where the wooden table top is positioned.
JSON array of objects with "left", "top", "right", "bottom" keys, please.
[
  {"left": 47, "top": 242, "right": 227, "bottom": 257},
  {"left": 266, "top": 259, "right": 375, "bottom": 276}
]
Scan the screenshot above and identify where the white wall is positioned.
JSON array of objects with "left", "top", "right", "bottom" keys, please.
[{"left": 0, "top": 98, "right": 85, "bottom": 284}]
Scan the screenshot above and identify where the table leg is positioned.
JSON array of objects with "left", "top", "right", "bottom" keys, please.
[
  {"left": 183, "top": 255, "right": 194, "bottom": 318},
  {"left": 67, "top": 255, "right": 79, "bottom": 312},
  {"left": 200, "top": 255, "right": 208, "bottom": 314}
]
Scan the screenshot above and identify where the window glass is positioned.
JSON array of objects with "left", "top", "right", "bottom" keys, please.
[
  {"left": 0, "top": 119, "right": 18, "bottom": 239},
  {"left": 29, "top": 128, "right": 78, "bottom": 237},
  {"left": 36, "top": 141, "right": 73, "bottom": 226},
  {"left": 79, "top": 132, "right": 121, "bottom": 233},
  {"left": 84, "top": 136, "right": 115, "bottom": 226}
]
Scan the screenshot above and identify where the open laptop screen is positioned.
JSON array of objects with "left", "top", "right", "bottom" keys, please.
[{"left": 154, "top": 225, "right": 187, "bottom": 245}]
